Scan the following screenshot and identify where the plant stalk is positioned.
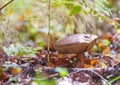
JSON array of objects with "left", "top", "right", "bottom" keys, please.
[
  {"left": 47, "top": 0, "right": 51, "bottom": 62},
  {"left": 0, "top": 0, "right": 14, "bottom": 11}
]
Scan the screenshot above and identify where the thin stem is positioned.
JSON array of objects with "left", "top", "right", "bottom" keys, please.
[
  {"left": 0, "top": 0, "right": 14, "bottom": 11},
  {"left": 47, "top": 0, "right": 51, "bottom": 62},
  {"left": 90, "top": 70, "right": 111, "bottom": 85},
  {"left": 111, "top": 33, "right": 120, "bottom": 42}
]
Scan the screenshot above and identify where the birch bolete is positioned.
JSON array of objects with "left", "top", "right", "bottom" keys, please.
[{"left": 54, "top": 34, "right": 98, "bottom": 67}]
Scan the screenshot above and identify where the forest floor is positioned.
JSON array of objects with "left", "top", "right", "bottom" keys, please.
[{"left": 0, "top": 34, "right": 120, "bottom": 85}]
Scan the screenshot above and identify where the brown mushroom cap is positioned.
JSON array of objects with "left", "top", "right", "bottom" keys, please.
[{"left": 54, "top": 34, "right": 98, "bottom": 54}]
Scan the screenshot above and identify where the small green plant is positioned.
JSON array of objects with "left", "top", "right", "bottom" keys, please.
[
  {"left": 8, "top": 76, "right": 19, "bottom": 83},
  {"left": 3, "top": 61, "right": 20, "bottom": 70},
  {"left": 110, "top": 75, "right": 120, "bottom": 83},
  {"left": 55, "top": 67, "right": 68, "bottom": 77},
  {"left": 3, "top": 43, "right": 42, "bottom": 57},
  {"left": 106, "top": 75, "right": 120, "bottom": 85},
  {"left": 102, "top": 39, "right": 111, "bottom": 47},
  {"left": 31, "top": 73, "right": 57, "bottom": 85}
]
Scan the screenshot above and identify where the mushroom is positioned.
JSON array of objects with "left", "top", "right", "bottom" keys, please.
[{"left": 54, "top": 34, "right": 98, "bottom": 67}]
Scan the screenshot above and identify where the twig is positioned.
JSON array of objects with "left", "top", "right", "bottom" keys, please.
[
  {"left": 111, "top": 33, "right": 120, "bottom": 42},
  {"left": 70, "top": 67, "right": 114, "bottom": 72},
  {"left": 90, "top": 70, "right": 111, "bottom": 85},
  {"left": 42, "top": 66, "right": 114, "bottom": 72},
  {"left": 29, "top": 67, "right": 114, "bottom": 83},
  {"left": 69, "top": 67, "right": 112, "bottom": 85},
  {"left": 0, "top": 0, "right": 14, "bottom": 11}
]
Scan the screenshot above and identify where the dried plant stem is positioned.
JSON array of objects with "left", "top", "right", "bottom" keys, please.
[
  {"left": 47, "top": 0, "right": 51, "bottom": 62},
  {"left": 90, "top": 70, "right": 111, "bottom": 85},
  {"left": 111, "top": 33, "right": 120, "bottom": 42},
  {"left": 0, "top": 0, "right": 14, "bottom": 11}
]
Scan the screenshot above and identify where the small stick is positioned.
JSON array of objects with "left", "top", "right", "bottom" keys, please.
[
  {"left": 47, "top": 0, "right": 51, "bottom": 62},
  {"left": 0, "top": 0, "right": 14, "bottom": 11},
  {"left": 90, "top": 70, "right": 111, "bottom": 85},
  {"left": 111, "top": 33, "right": 120, "bottom": 42}
]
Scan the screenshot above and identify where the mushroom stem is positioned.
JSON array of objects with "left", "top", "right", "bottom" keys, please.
[{"left": 77, "top": 53, "right": 84, "bottom": 67}]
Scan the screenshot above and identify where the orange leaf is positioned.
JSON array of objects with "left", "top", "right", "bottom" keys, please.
[
  {"left": 102, "top": 46, "right": 110, "bottom": 55},
  {"left": 90, "top": 59, "right": 99, "bottom": 65},
  {"left": 84, "top": 64, "right": 94, "bottom": 68},
  {"left": 18, "top": 15, "right": 24, "bottom": 21},
  {"left": 11, "top": 68, "right": 22, "bottom": 75},
  {"left": 59, "top": 54, "right": 66, "bottom": 58},
  {"left": 103, "top": 34, "right": 112, "bottom": 40},
  {"left": 98, "top": 42, "right": 103, "bottom": 48}
]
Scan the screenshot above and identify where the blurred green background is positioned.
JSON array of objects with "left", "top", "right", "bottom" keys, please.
[{"left": 0, "top": 0, "right": 120, "bottom": 48}]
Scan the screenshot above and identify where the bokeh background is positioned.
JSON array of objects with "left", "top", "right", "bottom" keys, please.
[{"left": 0, "top": 0, "right": 119, "bottom": 48}]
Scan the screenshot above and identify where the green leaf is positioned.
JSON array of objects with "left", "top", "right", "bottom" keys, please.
[
  {"left": 82, "top": 0, "right": 88, "bottom": 6},
  {"left": 91, "top": 45, "right": 98, "bottom": 52},
  {"left": 55, "top": 67, "right": 68, "bottom": 77},
  {"left": 64, "top": 0, "right": 74, "bottom": 8},
  {"left": 53, "top": 0, "right": 63, "bottom": 7},
  {"left": 33, "top": 74, "right": 57, "bottom": 85},
  {"left": 98, "top": 16, "right": 105, "bottom": 23},
  {"left": 95, "top": 0, "right": 113, "bottom": 16},
  {"left": 70, "top": 5, "right": 82, "bottom": 15},
  {"left": 93, "top": 10, "right": 97, "bottom": 14},
  {"left": 3, "top": 43, "right": 40, "bottom": 57},
  {"left": 109, "top": 75, "right": 120, "bottom": 84},
  {"left": 101, "top": 62, "right": 107, "bottom": 68},
  {"left": 102, "top": 39, "right": 111, "bottom": 46},
  {"left": 53, "top": 0, "right": 74, "bottom": 8}
]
